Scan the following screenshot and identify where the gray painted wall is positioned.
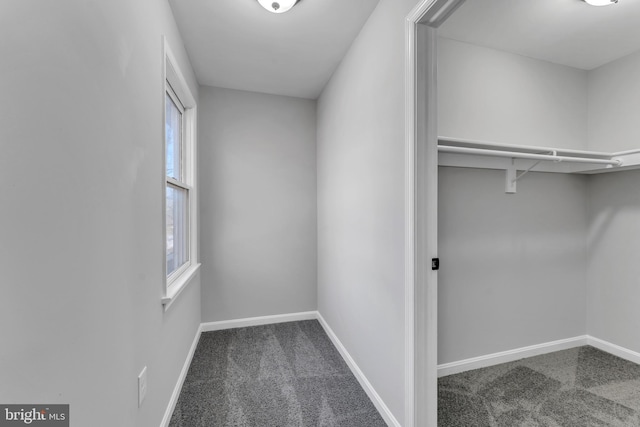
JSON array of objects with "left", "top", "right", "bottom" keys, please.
[
  {"left": 317, "top": 0, "right": 421, "bottom": 423},
  {"left": 438, "top": 38, "right": 589, "bottom": 150},
  {"left": 0, "top": 1, "right": 201, "bottom": 426},
  {"left": 438, "top": 38, "right": 640, "bottom": 154},
  {"left": 587, "top": 169, "right": 640, "bottom": 354},
  {"left": 437, "top": 37, "right": 640, "bottom": 366},
  {"left": 199, "top": 86, "right": 317, "bottom": 322},
  {"left": 585, "top": 48, "right": 640, "bottom": 352},
  {"left": 437, "top": 39, "right": 593, "bottom": 364},
  {"left": 588, "top": 49, "right": 640, "bottom": 152},
  {"left": 438, "top": 168, "right": 588, "bottom": 364}
]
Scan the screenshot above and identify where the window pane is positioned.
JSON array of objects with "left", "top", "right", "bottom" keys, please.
[
  {"left": 165, "top": 92, "right": 182, "bottom": 180},
  {"left": 166, "top": 184, "right": 189, "bottom": 277}
]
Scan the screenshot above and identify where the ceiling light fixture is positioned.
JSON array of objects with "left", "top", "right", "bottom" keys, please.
[
  {"left": 582, "top": 0, "right": 618, "bottom": 6},
  {"left": 257, "top": 0, "right": 300, "bottom": 14}
]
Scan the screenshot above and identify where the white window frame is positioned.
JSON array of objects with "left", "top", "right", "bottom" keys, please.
[{"left": 161, "top": 37, "right": 200, "bottom": 310}]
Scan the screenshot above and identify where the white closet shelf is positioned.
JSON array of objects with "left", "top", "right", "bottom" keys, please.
[
  {"left": 440, "top": 145, "right": 621, "bottom": 166},
  {"left": 438, "top": 136, "right": 640, "bottom": 193}
]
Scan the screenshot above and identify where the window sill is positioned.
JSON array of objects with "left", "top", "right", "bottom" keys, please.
[{"left": 162, "top": 263, "right": 201, "bottom": 312}]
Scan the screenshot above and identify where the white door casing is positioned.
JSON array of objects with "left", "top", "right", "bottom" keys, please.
[{"left": 404, "top": 1, "right": 465, "bottom": 426}]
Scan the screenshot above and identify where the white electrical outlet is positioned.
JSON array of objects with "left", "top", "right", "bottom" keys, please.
[{"left": 138, "top": 366, "right": 148, "bottom": 407}]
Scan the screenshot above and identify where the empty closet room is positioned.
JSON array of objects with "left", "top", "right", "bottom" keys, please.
[{"left": 435, "top": 0, "right": 640, "bottom": 376}]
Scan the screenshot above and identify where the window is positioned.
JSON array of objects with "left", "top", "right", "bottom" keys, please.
[
  {"left": 162, "top": 38, "right": 199, "bottom": 309},
  {"left": 165, "top": 88, "right": 189, "bottom": 277}
]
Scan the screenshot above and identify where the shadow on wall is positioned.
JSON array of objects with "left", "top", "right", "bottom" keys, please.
[{"left": 587, "top": 171, "right": 640, "bottom": 250}]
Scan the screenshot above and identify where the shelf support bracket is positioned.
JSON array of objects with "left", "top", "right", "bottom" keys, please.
[
  {"left": 505, "top": 159, "right": 517, "bottom": 194},
  {"left": 506, "top": 157, "right": 547, "bottom": 194},
  {"left": 514, "top": 160, "right": 543, "bottom": 183}
]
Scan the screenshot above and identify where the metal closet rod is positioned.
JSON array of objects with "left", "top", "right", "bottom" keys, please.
[{"left": 438, "top": 145, "right": 623, "bottom": 166}]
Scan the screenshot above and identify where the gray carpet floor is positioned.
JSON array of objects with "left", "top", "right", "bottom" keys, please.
[
  {"left": 169, "top": 320, "right": 387, "bottom": 427},
  {"left": 438, "top": 345, "right": 640, "bottom": 426}
]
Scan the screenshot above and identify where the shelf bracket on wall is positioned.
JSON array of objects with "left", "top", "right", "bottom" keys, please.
[
  {"left": 505, "top": 159, "right": 517, "bottom": 193},
  {"left": 506, "top": 153, "right": 553, "bottom": 194},
  {"left": 515, "top": 160, "right": 543, "bottom": 181}
]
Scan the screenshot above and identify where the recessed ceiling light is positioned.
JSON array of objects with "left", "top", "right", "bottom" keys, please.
[
  {"left": 257, "top": 0, "right": 300, "bottom": 14},
  {"left": 583, "top": 0, "right": 618, "bottom": 6}
]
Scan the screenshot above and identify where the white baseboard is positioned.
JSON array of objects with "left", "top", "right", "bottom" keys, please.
[
  {"left": 587, "top": 336, "right": 640, "bottom": 365},
  {"left": 316, "top": 313, "right": 401, "bottom": 427},
  {"left": 200, "top": 311, "right": 318, "bottom": 332},
  {"left": 160, "top": 323, "right": 203, "bottom": 427},
  {"left": 437, "top": 335, "right": 589, "bottom": 377},
  {"left": 437, "top": 335, "right": 640, "bottom": 378}
]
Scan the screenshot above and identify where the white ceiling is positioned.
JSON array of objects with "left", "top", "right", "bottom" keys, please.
[
  {"left": 438, "top": 0, "right": 640, "bottom": 70},
  {"left": 169, "top": 0, "right": 380, "bottom": 99}
]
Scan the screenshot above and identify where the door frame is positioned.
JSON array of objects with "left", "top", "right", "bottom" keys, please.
[{"left": 404, "top": 1, "right": 465, "bottom": 425}]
